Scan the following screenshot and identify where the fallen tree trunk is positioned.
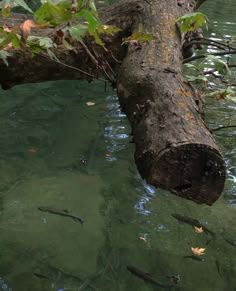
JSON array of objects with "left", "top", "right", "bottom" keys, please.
[{"left": 0, "top": 0, "right": 226, "bottom": 205}]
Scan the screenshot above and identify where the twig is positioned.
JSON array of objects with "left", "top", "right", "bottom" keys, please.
[
  {"left": 80, "top": 40, "right": 99, "bottom": 65},
  {"left": 39, "top": 53, "right": 107, "bottom": 82},
  {"left": 211, "top": 125, "right": 236, "bottom": 132},
  {"left": 191, "top": 37, "right": 236, "bottom": 50},
  {"left": 185, "top": 40, "right": 228, "bottom": 51},
  {"left": 183, "top": 50, "right": 236, "bottom": 63}
]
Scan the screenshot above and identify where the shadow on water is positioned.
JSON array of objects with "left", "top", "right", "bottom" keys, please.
[{"left": 0, "top": 1, "right": 236, "bottom": 290}]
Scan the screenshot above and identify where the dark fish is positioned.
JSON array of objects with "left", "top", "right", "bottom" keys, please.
[
  {"left": 33, "top": 272, "right": 49, "bottom": 280},
  {"left": 183, "top": 255, "right": 205, "bottom": 262},
  {"left": 171, "top": 213, "right": 215, "bottom": 237},
  {"left": 38, "top": 207, "right": 84, "bottom": 225},
  {"left": 215, "top": 259, "right": 222, "bottom": 277},
  {"left": 223, "top": 237, "right": 236, "bottom": 247},
  {"left": 127, "top": 265, "right": 174, "bottom": 288}
]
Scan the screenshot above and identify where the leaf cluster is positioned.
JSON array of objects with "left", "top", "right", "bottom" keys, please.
[
  {"left": 177, "top": 12, "right": 208, "bottom": 32},
  {"left": 0, "top": 0, "right": 121, "bottom": 65}
]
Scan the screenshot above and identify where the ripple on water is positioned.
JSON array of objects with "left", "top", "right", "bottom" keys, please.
[
  {"left": 134, "top": 180, "right": 157, "bottom": 216},
  {"left": 0, "top": 278, "right": 11, "bottom": 291},
  {"left": 103, "top": 95, "right": 130, "bottom": 160}
]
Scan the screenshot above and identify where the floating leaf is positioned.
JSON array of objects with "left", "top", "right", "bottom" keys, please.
[
  {"left": 86, "top": 101, "right": 95, "bottom": 106},
  {"left": 28, "top": 148, "right": 37, "bottom": 153},
  {"left": 139, "top": 236, "right": 147, "bottom": 242},
  {"left": 194, "top": 226, "right": 204, "bottom": 233},
  {"left": 191, "top": 247, "right": 206, "bottom": 255}
]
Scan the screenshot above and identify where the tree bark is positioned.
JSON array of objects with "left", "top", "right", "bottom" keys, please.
[{"left": 0, "top": 0, "right": 226, "bottom": 205}]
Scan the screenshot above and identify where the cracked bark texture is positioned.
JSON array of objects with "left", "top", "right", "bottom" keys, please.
[{"left": 0, "top": 0, "right": 226, "bottom": 205}]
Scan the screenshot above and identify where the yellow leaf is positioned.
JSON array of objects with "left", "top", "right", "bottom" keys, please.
[
  {"left": 191, "top": 247, "right": 206, "bottom": 255},
  {"left": 86, "top": 101, "right": 95, "bottom": 106},
  {"left": 194, "top": 226, "right": 204, "bottom": 233}
]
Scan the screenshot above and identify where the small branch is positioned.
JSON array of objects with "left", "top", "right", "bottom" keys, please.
[
  {"left": 39, "top": 52, "right": 107, "bottom": 81},
  {"left": 185, "top": 40, "right": 228, "bottom": 51},
  {"left": 183, "top": 50, "right": 236, "bottom": 63},
  {"left": 211, "top": 125, "right": 236, "bottom": 132},
  {"left": 191, "top": 37, "right": 236, "bottom": 50}
]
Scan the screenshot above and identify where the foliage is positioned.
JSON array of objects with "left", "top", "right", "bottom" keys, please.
[
  {"left": 122, "top": 32, "right": 154, "bottom": 44},
  {"left": 0, "top": 0, "right": 33, "bottom": 14},
  {"left": 176, "top": 12, "right": 208, "bottom": 32},
  {"left": 184, "top": 58, "right": 236, "bottom": 102},
  {"left": 180, "top": 12, "right": 236, "bottom": 102},
  {"left": 0, "top": 0, "right": 121, "bottom": 65},
  {"left": 0, "top": 49, "right": 11, "bottom": 65}
]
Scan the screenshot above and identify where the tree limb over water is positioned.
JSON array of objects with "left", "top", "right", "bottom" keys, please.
[{"left": 0, "top": 0, "right": 226, "bottom": 205}]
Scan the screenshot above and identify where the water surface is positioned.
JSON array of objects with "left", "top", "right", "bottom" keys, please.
[{"left": 0, "top": 0, "right": 236, "bottom": 290}]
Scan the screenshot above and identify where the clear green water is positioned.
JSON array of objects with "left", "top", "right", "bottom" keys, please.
[{"left": 0, "top": 1, "right": 236, "bottom": 291}]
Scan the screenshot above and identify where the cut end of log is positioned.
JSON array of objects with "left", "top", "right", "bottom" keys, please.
[{"left": 136, "top": 143, "right": 226, "bottom": 205}]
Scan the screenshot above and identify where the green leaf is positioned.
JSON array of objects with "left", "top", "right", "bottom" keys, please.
[
  {"left": 0, "top": 31, "right": 21, "bottom": 49},
  {"left": 62, "top": 39, "right": 74, "bottom": 50},
  {"left": 69, "top": 24, "right": 88, "bottom": 42},
  {"left": 39, "top": 37, "right": 55, "bottom": 49},
  {"left": 34, "top": 2, "right": 72, "bottom": 26},
  {"left": 177, "top": 12, "right": 208, "bottom": 32},
  {"left": 96, "top": 25, "right": 121, "bottom": 35},
  {"left": 89, "top": 0, "right": 97, "bottom": 12},
  {"left": 77, "top": 9, "right": 100, "bottom": 32},
  {"left": 47, "top": 48, "right": 60, "bottom": 62},
  {"left": 123, "top": 32, "right": 154, "bottom": 43},
  {"left": 205, "top": 55, "right": 231, "bottom": 75},
  {"left": 0, "top": 49, "right": 11, "bottom": 66},
  {"left": 14, "top": 0, "right": 33, "bottom": 13},
  {"left": 27, "top": 36, "right": 56, "bottom": 56},
  {"left": 92, "top": 30, "right": 103, "bottom": 46},
  {"left": 0, "top": 0, "right": 33, "bottom": 13},
  {"left": 2, "top": 7, "right": 11, "bottom": 17},
  {"left": 186, "top": 75, "right": 207, "bottom": 82}
]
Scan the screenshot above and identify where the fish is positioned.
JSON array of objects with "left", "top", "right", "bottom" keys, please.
[
  {"left": 38, "top": 207, "right": 84, "bottom": 225},
  {"left": 215, "top": 260, "right": 222, "bottom": 277},
  {"left": 223, "top": 237, "right": 236, "bottom": 247},
  {"left": 171, "top": 213, "right": 215, "bottom": 237},
  {"left": 33, "top": 272, "right": 50, "bottom": 280},
  {"left": 183, "top": 255, "right": 205, "bottom": 262},
  {"left": 127, "top": 265, "right": 174, "bottom": 288}
]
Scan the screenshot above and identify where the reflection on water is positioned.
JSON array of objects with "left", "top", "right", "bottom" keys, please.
[
  {"left": 200, "top": 0, "right": 236, "bottom": 209},
  {"left": 104, "top": 95, "right": 129, "bottom": 159}
]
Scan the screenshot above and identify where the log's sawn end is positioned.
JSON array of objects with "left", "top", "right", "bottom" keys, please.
[{"left": 136, "top": 143, "right": 226, "bottom": 205}]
